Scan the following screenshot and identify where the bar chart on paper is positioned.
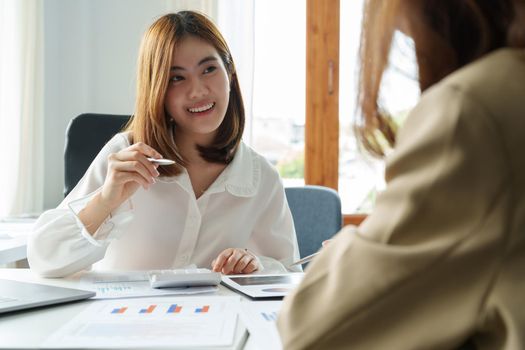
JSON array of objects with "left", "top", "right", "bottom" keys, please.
[
  {"left": 260, "top": 311, "right": 278, "bottom": 322},
  {"left": 108, "top": 303, "right": 211, "bottom": 315},
  {"left": 239, "top": 301, "right": 283, "bottom": 350},
  {"left": 42, "top": 296, "right": 240, "bottom": 349}
]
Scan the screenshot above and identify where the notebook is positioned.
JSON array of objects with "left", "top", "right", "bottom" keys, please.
[{"left": 0, "top": 279, "right": 95, "bottom": 314}]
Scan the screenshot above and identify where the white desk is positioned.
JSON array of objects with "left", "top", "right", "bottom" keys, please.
[
  {"left": 0, "top": 219, "right": 34, "bottom": 265},
  {"left": 0, "top": 236, "right": 27, "bottom": 265},
  {"left": 0, "top": 269, "right": 267, "bottom": 349}
]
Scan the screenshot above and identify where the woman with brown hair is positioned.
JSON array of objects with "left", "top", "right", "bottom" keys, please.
[
  {"left": 28, "top": 11, "right": 300, "bottom": 277},
  {"left": 278, "top": 0, "right": 525, "bottom": 348}
]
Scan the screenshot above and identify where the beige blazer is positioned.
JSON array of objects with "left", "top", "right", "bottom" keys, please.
[{"left": 277, "top": 48, "right": 525, "bottom": 350}]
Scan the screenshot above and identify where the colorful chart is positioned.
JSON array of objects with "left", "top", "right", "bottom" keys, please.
[
  {"left": 195, "top": 305, "right": 210, "bottom": 313},
  {"left": 111, "top": 307, "right": 127, "bottom": 314},
  {"left": 139, "top": 304, "right": 157, "bottom": 314},
  {"left": 167, "top": 304, "right": 182, "bottom": 313},
  {"left": 43, "top": 296, "right": 238, "bottom": 348},
  {"left": 109, "top": 303, "right": 214, "bottom": 315}
]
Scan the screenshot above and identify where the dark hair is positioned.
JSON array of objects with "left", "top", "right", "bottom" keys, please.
[
  {"left": 127, "top": 11, "right": 245, "bottom": 175},
  {"left": 357, "top": 0, "right": 525, "bottom": 157}
]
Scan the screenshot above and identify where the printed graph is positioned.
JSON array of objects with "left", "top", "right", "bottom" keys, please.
[
  {"left": 139, "top": 304, "right": 157, "bottom": 314},
  {"left": 260, "top": 311, "right": 277, "bottom": 322},
  {"left": 43, "top": 296, "right": 239, "bottom": 348},
  {"left": 240, "top": 301, "right": 283, "bottom": 349},
  {"left": 167, "top": 304, "right": 182, "bottom": 313},
  {"left": 195, "top": 305, "right": 210, "bottom": 313},
  {"left": 108, "top": 302, "right": 213, "bottom": 315},
  {"left": 111, "top": 307, "right": 127, "bottom": 314}
]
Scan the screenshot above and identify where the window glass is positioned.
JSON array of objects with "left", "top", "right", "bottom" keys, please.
[
  {"left": 250, "top": 0, "right": 306, "bottom": 187},
  {"left": 339, "top": 0, "right": 419, "bottom": 213}
]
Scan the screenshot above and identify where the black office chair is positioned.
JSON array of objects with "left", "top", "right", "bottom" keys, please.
[
  {"left": 64, "top": 113, "right": 131, "bottom": 197},
  {"left": 285, "top": 186, "right": 343, "bottom": 259}
]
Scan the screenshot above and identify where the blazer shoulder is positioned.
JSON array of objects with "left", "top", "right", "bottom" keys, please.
[{"left": 441, "top": 49, "right": 525, "bottom": 103}]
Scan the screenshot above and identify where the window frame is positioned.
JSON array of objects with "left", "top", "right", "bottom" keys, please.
[{"left": 306, "top": 0, "right": 366, "bottom": 226}]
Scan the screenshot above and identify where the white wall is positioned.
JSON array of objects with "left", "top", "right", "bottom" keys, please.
[{"left": 43, "top": 0, "right": 214, "bottom": 209}]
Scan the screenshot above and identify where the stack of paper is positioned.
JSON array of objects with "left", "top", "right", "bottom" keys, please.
[
  {"left": 42, "top": 295, "right": 244, "bottom": 349},
  {"left": 239, "top": 300, "right": 283, "bottom": 350}
]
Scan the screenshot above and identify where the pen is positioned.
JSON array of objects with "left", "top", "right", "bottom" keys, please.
[
  {"left": 289, "top": 252, "right": 321, "bottom": 267},
  {"left": 147, "top": 158, "right": 175, "bottom": 165}
]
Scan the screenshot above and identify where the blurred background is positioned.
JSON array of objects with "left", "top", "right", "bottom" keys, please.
[{"left": 0, "top": 0, "right": 419, "bottom": 221}]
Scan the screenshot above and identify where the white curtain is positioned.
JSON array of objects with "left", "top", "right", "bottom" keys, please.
[
  {"left": 216, "top": 0, "right": 255, "bottom": 144},
  {"left": 0, "top": 0, "right": 44, "bottom": 217}
]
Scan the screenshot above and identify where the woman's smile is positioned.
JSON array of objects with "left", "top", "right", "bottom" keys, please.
[{"left": 187, "top": 102, "right": 216, "bottom": 115}]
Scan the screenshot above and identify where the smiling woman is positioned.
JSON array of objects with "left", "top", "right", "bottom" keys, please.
[
  {"left": 0, "top": 0, "right": 44, "bottom": 218},
  {"left": 27, "top": 11, "right": 301, "bottom": 278},
  {"left": 129, "top": 12, "right": 245, "bottom": 178}
]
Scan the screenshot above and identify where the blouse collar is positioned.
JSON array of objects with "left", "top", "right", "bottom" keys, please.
[
  {"left": 158, "top": 141, "right": 260, "bottom": 198},
  {"left": 222, "top": 141, "right": 260, "bottom": 197}
]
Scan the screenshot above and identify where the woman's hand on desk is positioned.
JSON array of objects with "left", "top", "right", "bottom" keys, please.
[
  {"left": 212, "top": 248, "right": 259, "bottom": 274},
  {"left": 100, "top": 142, "right": 163, "bottom": 210}
]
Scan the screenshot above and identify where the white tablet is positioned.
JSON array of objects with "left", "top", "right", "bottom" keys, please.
[{"left": 221, "top": 273, "right": 304, "bottom": 299}]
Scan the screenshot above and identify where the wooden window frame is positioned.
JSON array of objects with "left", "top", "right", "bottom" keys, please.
[{"left": 305, "top": 0, "right": 366, "bottom": 227}]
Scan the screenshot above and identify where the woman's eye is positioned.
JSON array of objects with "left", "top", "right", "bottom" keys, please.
[
  {"left": 203, "top": 66, "right": 217, "bottom": 74},
  {"left": 169, "top": 75, "right": 184, "bottom": 83}
]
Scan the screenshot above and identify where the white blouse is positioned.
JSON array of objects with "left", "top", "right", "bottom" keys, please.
[{"left": 27, "top": 133, "right": 301, "bottom": 277}]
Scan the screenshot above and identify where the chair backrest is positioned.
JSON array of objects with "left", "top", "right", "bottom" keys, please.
[
  {"left": 64, "top": 113, "right": 131, "bottom": 197},
  {"left": 285, "top": 185, "right": 342, "bottom": 258}
]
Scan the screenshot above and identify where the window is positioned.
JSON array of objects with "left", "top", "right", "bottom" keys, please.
[
  {"left": 218, "top": 0, "right": 306, "bottom": 187},
  {"left": 339, "top": 0, "right": 419, "bottom": 214},
  {"left": 305, "top": 0, "right": 419, "bottom": 224},
  {"left": 221, "top": 0, "right": 419, "bottom": 223},
  {"left": 251, "top": 0, "right": 306, "bottom": 187}
]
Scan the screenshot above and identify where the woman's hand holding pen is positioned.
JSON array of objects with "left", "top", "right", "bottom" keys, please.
[
  {"left": 78, "top": 142, "right": 163, "bottom": 235},
  {"left": 212, "top": 248, "right": 260, "bottom": 275},
  {"left": 99, "top": 142, "right": 163, "bottom": 211}
]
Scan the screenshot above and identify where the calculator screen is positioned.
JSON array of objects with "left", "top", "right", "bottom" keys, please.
[{"left": 229, "top": 274, "right": 303, "bottom": 286}]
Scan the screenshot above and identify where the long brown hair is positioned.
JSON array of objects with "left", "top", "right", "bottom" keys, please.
[
  {"left": 357, "top": 0, "right": 525, "bottom": 157},
  {"left": 127, "top": 11, "right": 245, "bottom": 176}
]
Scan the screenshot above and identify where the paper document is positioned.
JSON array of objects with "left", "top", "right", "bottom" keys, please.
[
  {"left": 239, "top": 300, "right": 283, "bottom": 350},
  {"left": 42, "top": 295, "right": 241, "bottom": 349},
  {"left": 80, "top": 271, "right": 217, "bottom": 299}
]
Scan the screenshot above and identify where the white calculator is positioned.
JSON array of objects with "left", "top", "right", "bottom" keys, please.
[{"left": 148, "top": 268, "right": 221, "bottom": 289}]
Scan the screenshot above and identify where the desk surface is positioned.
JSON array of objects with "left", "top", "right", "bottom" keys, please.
[
  {"left": 0, "top": 269, "right": 265, "bottom": 350},
  {"left": 0, "top": 236, "right": 27, "bottom": 265},
  {"left": 0, "top": 219, "right": 34, "bottom": 264}
]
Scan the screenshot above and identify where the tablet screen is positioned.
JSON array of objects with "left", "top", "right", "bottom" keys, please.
[{"left": 229, "top": 274, "right": 303, "bottom": 286}]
